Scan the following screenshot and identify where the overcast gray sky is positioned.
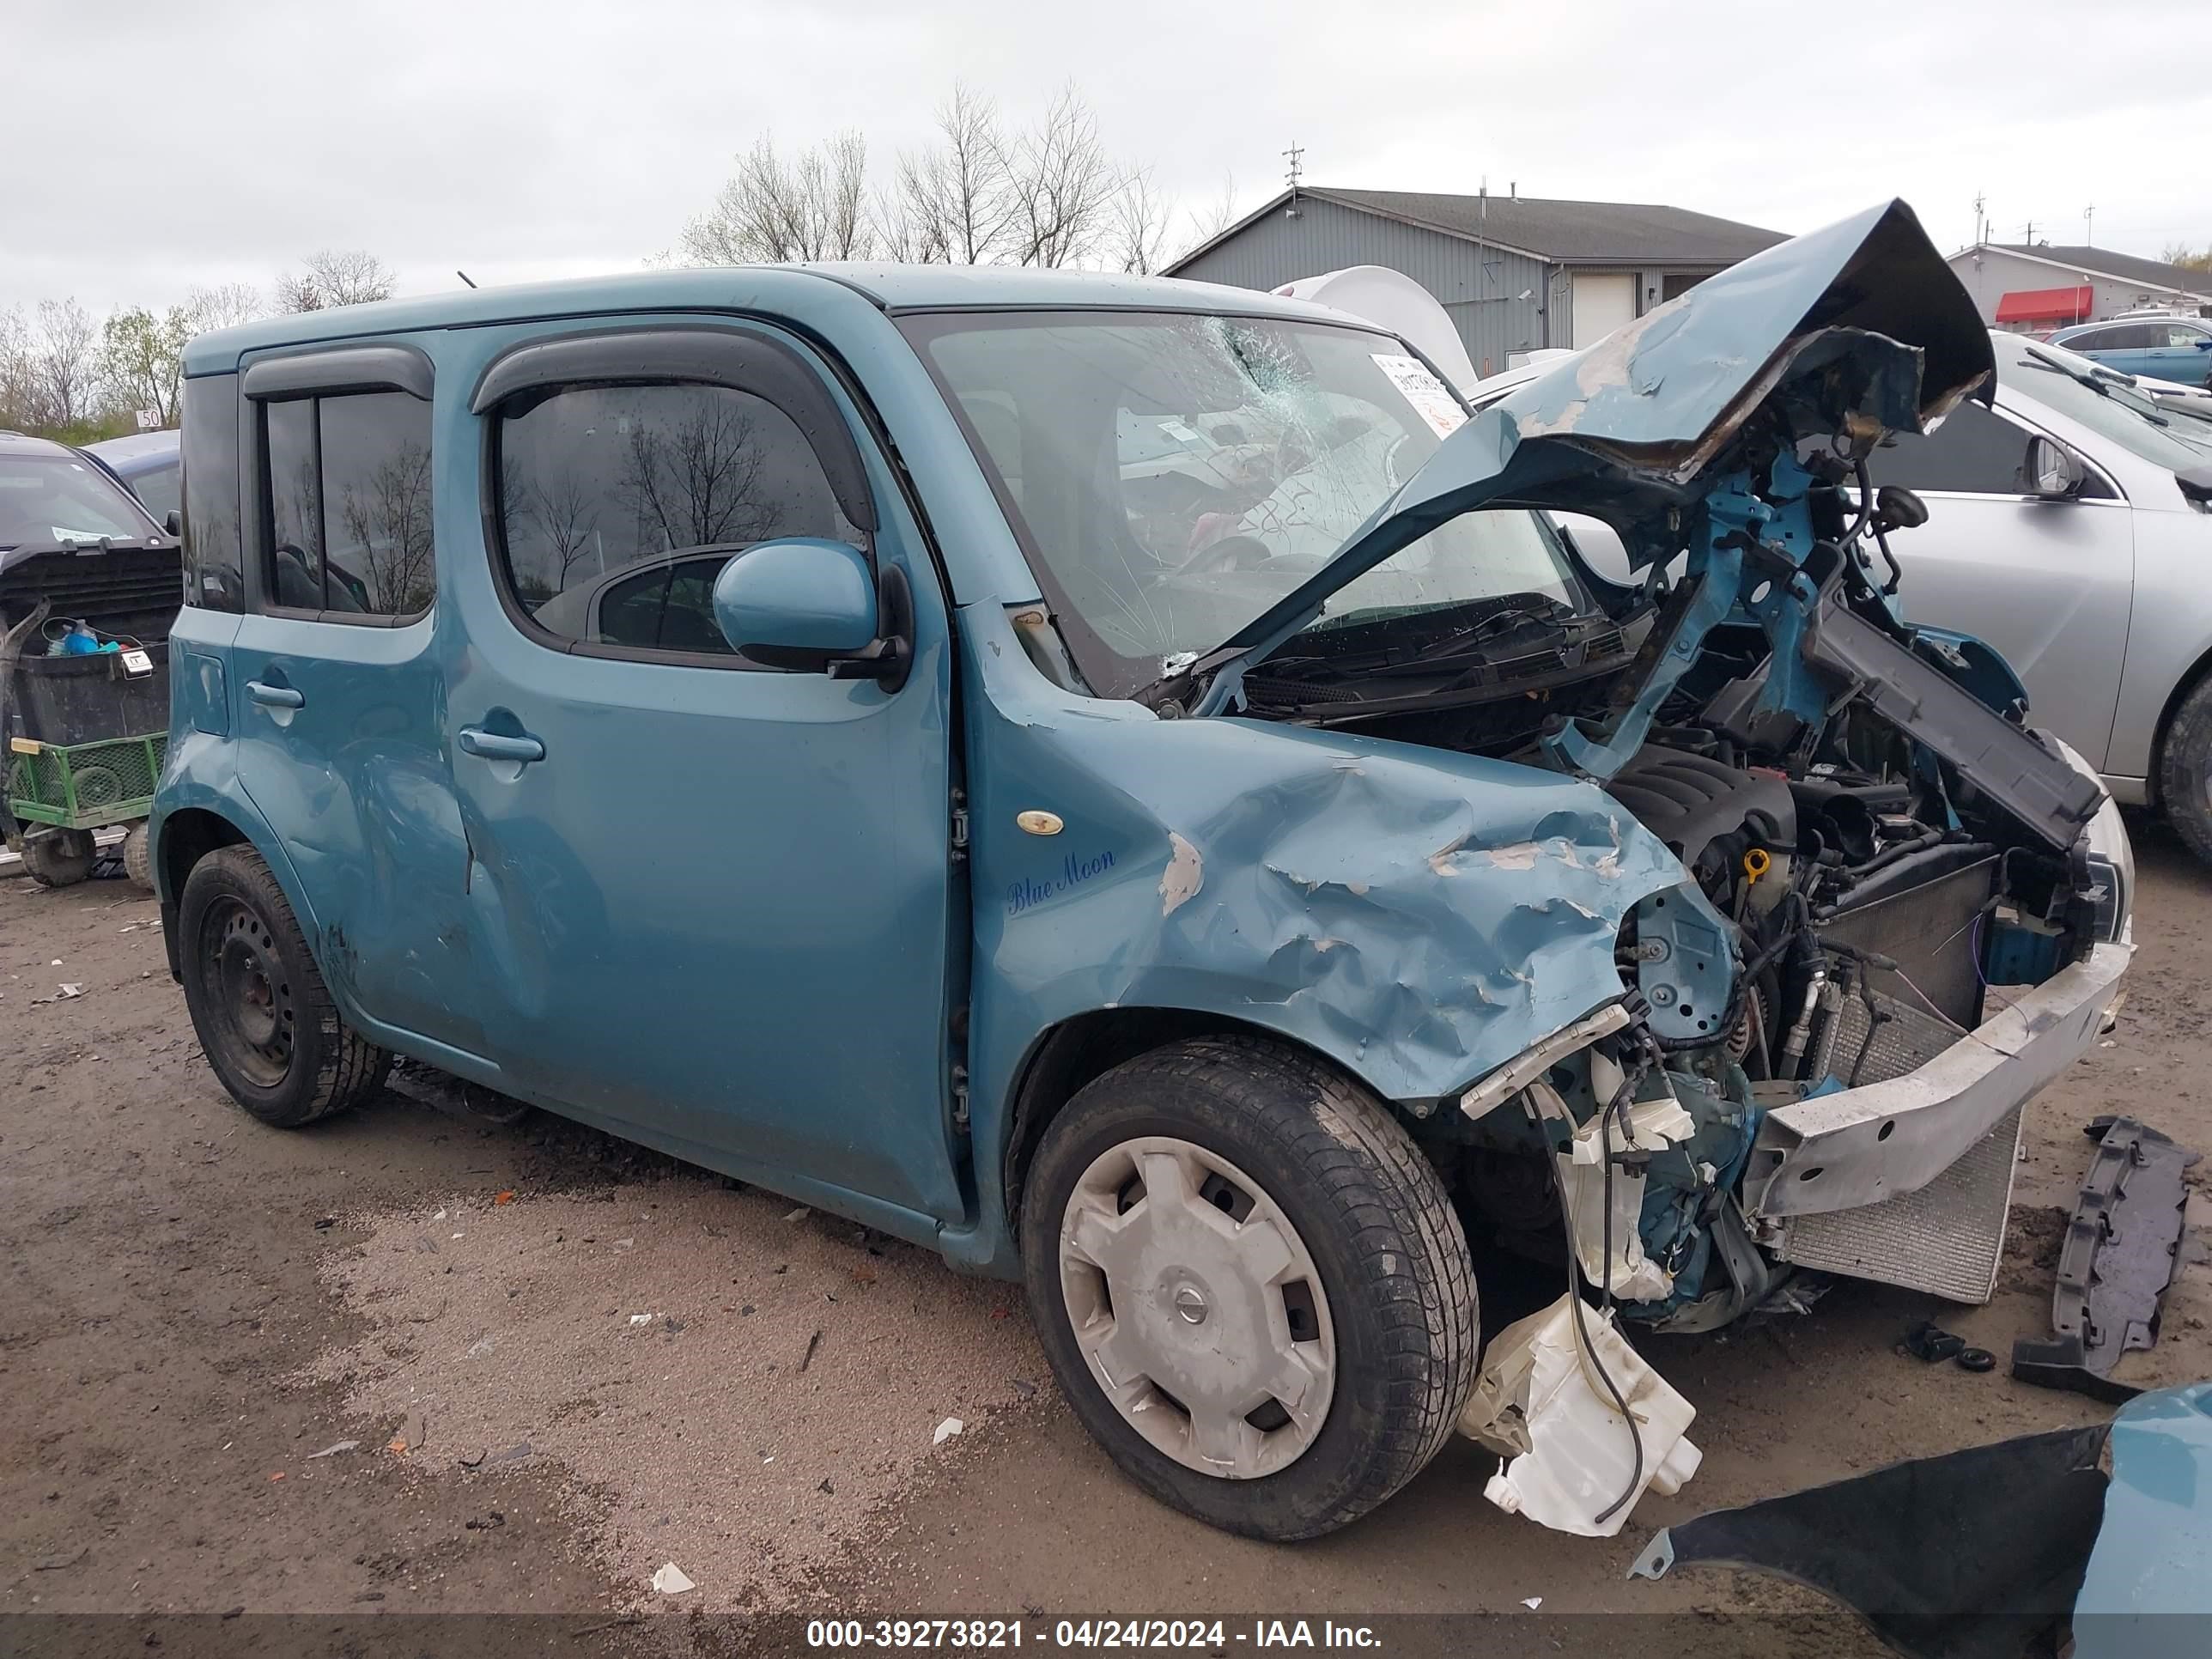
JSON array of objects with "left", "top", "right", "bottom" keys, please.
[{"left": 11, "top": 0, "right": 2209, "bottom": 318}]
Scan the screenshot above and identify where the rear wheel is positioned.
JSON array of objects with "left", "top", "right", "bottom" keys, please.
[
  {"left": 1020, "top": 1036, "right": 1478, "bottom": 1540},
  {"left": 178, "top": 846, "right": 391, "bottom": 1127},
  {"left": 20, "top": 828, "right": 95, "bottom": 887},
  {"left": 2161, "top": 675, "right": 2212, "bottom": 865}
]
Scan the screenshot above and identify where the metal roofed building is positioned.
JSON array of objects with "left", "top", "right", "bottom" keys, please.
[
  {"left": 1164, "top": 185, "right": 1787, "bottom": 376},
  {"left": 1947, "top": 242, "right": 2212, "bottom": 331}
]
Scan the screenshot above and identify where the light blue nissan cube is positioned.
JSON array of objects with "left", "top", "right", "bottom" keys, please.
[{"left": 152, "top": 200, "right": 2132, "bottom": 1541}]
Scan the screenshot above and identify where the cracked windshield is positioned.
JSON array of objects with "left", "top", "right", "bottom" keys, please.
[{"left": 907, "top": 312, "right": 1583, "bottom": 696}]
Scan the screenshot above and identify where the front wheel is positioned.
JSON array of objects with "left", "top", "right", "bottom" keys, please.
[
  {"left": 178, "top": 846, "right": 392, "bottom": 1127},
  {"left": 1020, "top": 1036, "right": 1478, "bottom": 1541}
]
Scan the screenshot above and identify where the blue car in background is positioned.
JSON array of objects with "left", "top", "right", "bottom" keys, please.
[
  {"left": 2048, "top": 313, "right": 2212, "bottom": 386},
  {"left": 84, "top": 428, "right": 181, "bottom": 526}
]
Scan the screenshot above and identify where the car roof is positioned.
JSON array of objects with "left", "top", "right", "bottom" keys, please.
[
  {"left": 0, "top": 428, "right": 82, "bottom": 460},
  {"left": 179, "top": 264, "right": 1375, "bottom": 376},
  {"left": 83, "top": 429, "right": 179, "bottom": 471},
  {"left": 2055, "top": 314, "right": 2203, "bottom": 331}
]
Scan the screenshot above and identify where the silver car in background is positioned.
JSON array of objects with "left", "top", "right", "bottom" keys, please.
[
  {"left": 1472, "top": 332, "right": 2212, "bottom": 861},
  {"left": 1846, "top": 333, "right": 2212, "bottom": 855}
]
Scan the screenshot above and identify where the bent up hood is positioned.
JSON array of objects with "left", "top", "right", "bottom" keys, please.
[{"left": 1202, "top": 198, "right": 1995, "bottom": 683}]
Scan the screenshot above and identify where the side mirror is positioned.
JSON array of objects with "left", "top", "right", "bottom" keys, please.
[
  {"left": 2027, "top": 435, "right": 2084, "bottom": 500},
  {"left": 712, "top": 538, "right": 911, "bottom": 690},
  {"left": 164, "top": 509, "right": 182, "bottom": 537}
]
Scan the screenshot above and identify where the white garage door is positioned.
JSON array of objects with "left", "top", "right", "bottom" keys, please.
[{"left": 1570, "top": 273, "right": 1636, "bottom": 348}]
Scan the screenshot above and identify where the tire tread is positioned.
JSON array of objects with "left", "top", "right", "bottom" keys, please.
[{"left": 2161, "top": 675, "right": 2212, "bottom": 864}]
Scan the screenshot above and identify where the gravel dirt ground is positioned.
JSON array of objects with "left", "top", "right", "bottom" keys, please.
[{"left": 3, "top": 819, "right": 2207, "bottom": 1657}]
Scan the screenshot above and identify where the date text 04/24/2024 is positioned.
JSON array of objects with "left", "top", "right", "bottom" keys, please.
[{"left": 805, "top": 1619, "right": 1382, "bottom": 1649}]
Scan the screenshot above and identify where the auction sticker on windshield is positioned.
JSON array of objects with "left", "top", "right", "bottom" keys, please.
[{"left": 1371, "top": 353, "right": 1468, "bottom": 439}]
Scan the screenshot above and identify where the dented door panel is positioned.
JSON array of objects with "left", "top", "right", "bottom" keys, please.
[{"left": 228, "top": 610, "right": 483, "bottom": 1057}]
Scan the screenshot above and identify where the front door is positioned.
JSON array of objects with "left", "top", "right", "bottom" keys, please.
[
  {"left": 228, "top": 345, "right": 482, "bottom": 1057},
  {"left": 441, "top": 320, "right": 965, "bottom": 1223},
  {"left": 1869, "top": 397, "right": 2135, "bottom": 769}
]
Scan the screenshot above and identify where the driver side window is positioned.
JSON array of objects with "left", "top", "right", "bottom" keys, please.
[{"left": 494, "top": 380, "right": 863, "bottom": 666}]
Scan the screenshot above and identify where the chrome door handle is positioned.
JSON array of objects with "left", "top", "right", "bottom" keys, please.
[
  {"left": 246, "top": 680, "right": 304, "bottom": 709},
  {"left": 457, "top": 726, "right": 545, "bottom": 764}
]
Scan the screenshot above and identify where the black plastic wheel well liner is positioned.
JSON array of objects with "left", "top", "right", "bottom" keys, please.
[{"left": 155, "top": 813, "right": 248, "bottom": 928}]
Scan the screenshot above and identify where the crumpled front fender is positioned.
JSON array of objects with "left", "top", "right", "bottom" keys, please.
[{"left": 963, "top": 604, "right": 1690, "bottom": 1146}]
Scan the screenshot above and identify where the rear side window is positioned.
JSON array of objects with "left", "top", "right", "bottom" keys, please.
[
  {"left": 495, "top": 381, "right": 860, "bottom": 661},
  {"left": 130, "top": 460, "right": 181, "bottom": 527},
  {"left": 258, "top": 391, "right": 434, "bottom": 619},
  {"left": 180, "top": 375, "right": 244, "bottom": 611}
]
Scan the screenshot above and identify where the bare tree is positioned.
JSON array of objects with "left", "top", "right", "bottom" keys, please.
[
  {"left": 683, "top": 132, "right": 877, "bottom": 264},
  {"left": 675, "top": 79, "right": 1183, "bottom": 273},
  {"left": 21, "top": 300, "right": 103, "bottom": 430},
  {"left": 1108, "top": 168, "right": 1174, "bottom": 275},
  {"left": 619, "top": 400, "right": 778, "bottom": 551},
  {"left": 871, "top": 179, "right": 944, "bottom": 264},
  {"left": 186, "top": 282, "right": 264, "bottom": 331},
  {"left": 1190, "top": 172, "right": 1243, "bottom": 243},
  {"left": 0, "top": 307, "right": 33, "bottom": 429},
  {"left": 274, "top": 249, "right": 397, "bottom": 313},
  {"left": 890, "top": 82, "right": 1015, "bottom": 264},
  {"left": 270, "top": 271, "right": 321, "bottom": 315},
  {"left": 998, "top": 86, "right": 1119, "bottom": 268},
  {"left": 820, "top": 131, "right": 872, "bottom": 261},
  {"left": 2160, "top": 240, "right": 2212, "bottom": 272},
  {"left": 1151, "top": 173, "right": 1244, "bottom": 272},
  {"left": 522, "top": 469, "right": 604, "bottom": 593},
  {"left": 334, "top": 441, "right": 435, "bottom": 613}
]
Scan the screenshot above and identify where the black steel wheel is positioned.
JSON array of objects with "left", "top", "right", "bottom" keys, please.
[{"left": 178, "top": 845, "right": 391, "bottom": 1127}]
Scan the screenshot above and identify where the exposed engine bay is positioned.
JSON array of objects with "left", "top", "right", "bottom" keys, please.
[{"left": 1220, "top": 376, "right": 2124, "bottom": 1340}]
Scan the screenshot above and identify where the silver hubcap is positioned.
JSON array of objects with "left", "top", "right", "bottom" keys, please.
[{"left": 1058, "top": 1136, "right": 1335, "bottom": 1480}]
